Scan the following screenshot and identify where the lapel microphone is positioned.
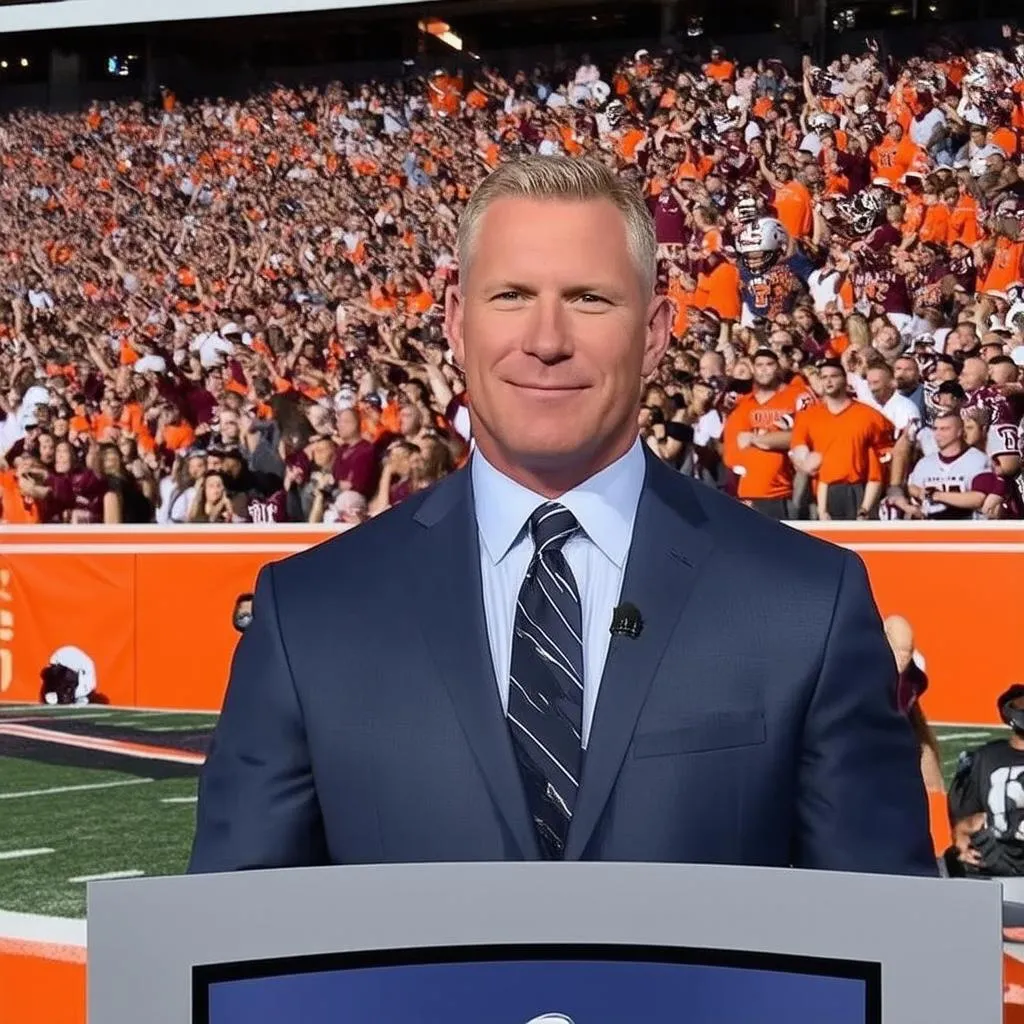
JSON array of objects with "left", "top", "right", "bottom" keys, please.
[{"left": 610, "top": 602, "right": 643, "bottom": 639}]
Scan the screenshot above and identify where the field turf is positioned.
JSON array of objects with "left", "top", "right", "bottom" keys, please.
[{"left": 0, "top": 704, "right": 1010, "bottom": 920}]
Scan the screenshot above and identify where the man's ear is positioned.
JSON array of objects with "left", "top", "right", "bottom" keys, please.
[
  {"left": 444, "top": 282, "right": 466, "bottom": 370},
  {"left": 641, "top": 295, "right": 673, "bottom": 380}
]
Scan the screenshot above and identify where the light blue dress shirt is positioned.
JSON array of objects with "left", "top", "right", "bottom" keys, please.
[{"left": 471, "top": 439, "right": 646, "bottom": 748}]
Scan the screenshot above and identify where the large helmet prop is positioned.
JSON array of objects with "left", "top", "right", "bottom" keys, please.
[{"left": 736, "top": 216, "right": 788, "bottom": 273}]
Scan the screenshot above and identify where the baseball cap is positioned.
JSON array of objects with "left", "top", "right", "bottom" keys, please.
[
  {"left": 334, "top": 386, "right": 357, "bottom": 411},
  {"left": 361, "top": 393, "right": 383, "bottom": 409}
]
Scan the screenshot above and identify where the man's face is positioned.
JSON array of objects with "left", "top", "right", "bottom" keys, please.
[
  {"left": 866, "top": 367, "right": 894, "bottom": 403},
  {"left": 990, "top": 360, "right": 1017, "bottom": 386},
  {"left": 336, "top": 408, "right": 361, "bottom": 442},
  {"left": 933, "top": 414, "right": 962, "bottom": 450},
  {"left": 819, "top": 366, "right": 847, "bottom": 397},
  {"left": 893, "top": 357, "right": 920, "bottom": 391},
  {"left": 699, "top": 351, "right": 724, "bottom": 381},
  {"left": 959, "top": 357, "right": 989, "bottom": 392},
  {"left": 752, "top": 355, "right": 779, "bottom": 388},
  {"left": 446, "top": 197, "right": 669, "bottom": 484}
]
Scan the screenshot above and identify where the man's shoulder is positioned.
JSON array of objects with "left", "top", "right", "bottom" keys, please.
[
  {"left": 270, "top": 477, "right": 455, "bottom": 588},
  {"left": 655, "top": 466, "right": 849, "bottom": 578}
]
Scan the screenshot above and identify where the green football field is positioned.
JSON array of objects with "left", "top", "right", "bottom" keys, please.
[
  {"left": 0, "top": 704, "right": 217, "bottom": 919},
  {"left": 0, "top": 704, "right": 1010, "bottom": 920}
]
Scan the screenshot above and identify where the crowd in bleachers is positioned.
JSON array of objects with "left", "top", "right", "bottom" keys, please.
[{"left": 2, "top": 26, "right": 1024, "bottom": 523}]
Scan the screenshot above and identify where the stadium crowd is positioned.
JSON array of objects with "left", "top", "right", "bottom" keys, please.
[{"left": 3, "top": 26, "right": 1024, "bottom": 524}]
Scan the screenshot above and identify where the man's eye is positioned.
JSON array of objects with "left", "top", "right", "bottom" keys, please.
[
  {"left": 577, "top": 293, "right": 608, "bottom": 305},
  {"left": 493, "top": 290, "right": 522, "bottom": 301}
]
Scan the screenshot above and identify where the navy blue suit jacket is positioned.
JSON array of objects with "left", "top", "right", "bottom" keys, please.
[{"left": 188, "top": 448, "right": 937, "bottom": 875}]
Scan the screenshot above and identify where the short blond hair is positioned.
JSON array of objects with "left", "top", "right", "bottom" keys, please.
[{"left": 457, "top": 155, "right": 657, "bottom": 294}]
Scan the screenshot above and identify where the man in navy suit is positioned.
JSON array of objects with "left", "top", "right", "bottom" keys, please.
[{"left": 189, "top": 156, "right": 936, "bottom": 875}]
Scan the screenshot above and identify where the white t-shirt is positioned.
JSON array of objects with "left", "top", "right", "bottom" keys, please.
[
  {"left": 909, "top": 107, "right": 946, "bottom": 148},
  {"left": 862, "top": 389, "right": 922, "bottom": 437},
  {"left": 190, "top": 332, "right": 234, "bottom": 369},
  {"left": 693, "top": 409, "right": 724, "bottom": 447},
  {"left": 908, "top": 446, "right": 989, "bottom": 517},
  {"left": 807, "top": 267, "right": 843, "bottom": 313},
  {"left": 156, "top": 478, "right": 196, "bottom": 524}
]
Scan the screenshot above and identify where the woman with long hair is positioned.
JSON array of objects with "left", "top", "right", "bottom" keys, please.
[
  {"left": 187, "top": 470, "right": 237, "bottom": 524},
  {"left": 157, "top": 450, "right": 207, "bottom": 524},
  {"left": 97, "top": 443, "right": 153, "bottom": 524}
]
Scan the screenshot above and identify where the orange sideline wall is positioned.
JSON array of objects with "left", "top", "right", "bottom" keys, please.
[{"left": 0, "top": 523, "right": 1020, "bottom": 723}]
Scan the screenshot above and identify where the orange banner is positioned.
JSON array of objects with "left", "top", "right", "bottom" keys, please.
[{"left": 0, "top": 523, "right": 1020, "bottom": 722}]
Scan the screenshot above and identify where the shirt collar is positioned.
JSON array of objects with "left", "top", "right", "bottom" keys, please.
[{"left": 471, "top": 437, "right": 646, "bottom": 569}]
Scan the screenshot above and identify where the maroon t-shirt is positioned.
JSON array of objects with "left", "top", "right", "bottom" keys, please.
[
  {"left": 971, "top": 471, "right": 1024, "bottom": 519},
  {"left": 852, "top": 265, "right": 912, "bottom": 316},
  {"left": 649, "top": 190, "right": 686, "bottom": 244},
  {"left": 332, "top": 439, "right": 380, "bottom": 499},
  {"left": 234, "top": 489, "right": 288, "bottom": 523},
  {"left": 389, "top": 477, "right": 413, "bottom": 506}
]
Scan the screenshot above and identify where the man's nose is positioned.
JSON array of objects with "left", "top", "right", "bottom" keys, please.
[{"left": 521, "top": 296, "right": 573, "bottom": 363}]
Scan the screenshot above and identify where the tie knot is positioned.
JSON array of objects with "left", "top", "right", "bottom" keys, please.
[{"left": 528, "top": 502, "right": 579, "bottom": 555}]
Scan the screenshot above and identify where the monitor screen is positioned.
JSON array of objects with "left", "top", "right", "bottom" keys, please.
[{"left": 193, "top": 943, "right": 880, "bottom": 1024}]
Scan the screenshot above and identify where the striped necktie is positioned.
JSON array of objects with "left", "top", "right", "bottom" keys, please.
[{"left": 507, "top": 502, "right": 585, "bottom": 859}]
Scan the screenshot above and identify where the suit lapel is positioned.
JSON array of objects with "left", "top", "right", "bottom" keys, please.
[
  {"left": 411, "top": 470, "right": 540, "bottom": 860},
  {"left": 564, "top": 451, "right": 714, "bottom": 860}
]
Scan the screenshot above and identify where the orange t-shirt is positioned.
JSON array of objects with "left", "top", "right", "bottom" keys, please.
[
  {"left": 918, "top": 202, "right": 950, "bottom": 245},
  {"left": 0, "top": 471, "right": 42, "bottom": 524},
  {"left": 162, "top": 422, "right": 196, "bottom": 453},
  {"left": 948, "top": 194, "right": 981, "bottom": 247},
  {"left": 705, "top": 59, "right": 735, "bottom": 82},
  {"left": 981, "top": 238, "right": 1024, "bottom": 294},
  {"left": 696, "top": 260, "right": 741, "bottom": 321},
  {"left": 774, "top": 181, "right": 813, "bottom": 240},
  {"left": 870, "top": 137, "right": 919, "bottom": 185},
  {"left": 791, "top": 401, "right": 893, "bottom": 485},
  {"left": 724, "top": 383, "right": 815, "bottom": 500},
  {"left": 666, "top": 278, "right": 699, "bottom": 337}
]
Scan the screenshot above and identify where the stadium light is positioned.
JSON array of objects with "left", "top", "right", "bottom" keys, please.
[
  {"left": 20, "top": 57, "right": 28, "bottom": 66},
  {"left": 0, "top": 61, "right": 7, "bottom": 69}
]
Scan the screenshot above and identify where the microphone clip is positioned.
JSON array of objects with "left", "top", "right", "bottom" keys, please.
[{"left": 610, "top": 602, "right": 643, "bottom": 640}]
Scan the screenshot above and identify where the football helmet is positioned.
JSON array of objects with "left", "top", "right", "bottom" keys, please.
[
  {"left": 987, "top": 192, "right": 1024, "bottom": 239},
  {"left": 737, "top": 217, "right": 788, "bottom": 272},
  {"left": 808, "top": 111, "right": 837, "bottom": 134}
]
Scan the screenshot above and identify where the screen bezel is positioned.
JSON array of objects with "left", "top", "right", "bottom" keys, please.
[{"left": 192, "top": 941, "right": 881, "bottom": 1024}]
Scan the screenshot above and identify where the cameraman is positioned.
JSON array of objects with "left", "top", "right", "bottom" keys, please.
[{"left": 947, "top": 685, "right": 1024, "bottom": 877}]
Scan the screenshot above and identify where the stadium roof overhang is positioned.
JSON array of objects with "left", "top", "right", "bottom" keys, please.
[{"left": 0, "top": 0, "right": 656, "bottom": 35}]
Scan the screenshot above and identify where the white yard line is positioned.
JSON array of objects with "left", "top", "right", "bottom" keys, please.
[
  {"left": 937, "top": 731, "right": 998, "bottom": 742},
  {"left": 161, "top": 796, "right": 198, "bottom": 804},
  {"left": 0, "top": 711, "right": 117, "bottom": 723},
  {"left": 0, "top": 910, "right": 85, "bottom": 946},
  {"left": 0, "top": 778, "right": 153, "bottom": 800},
  {"left": 68, "top": 869, "right": 144, "bottom": 884},
  {"left": 0, "top": 847, "right": 55, "bottom": 861}
]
